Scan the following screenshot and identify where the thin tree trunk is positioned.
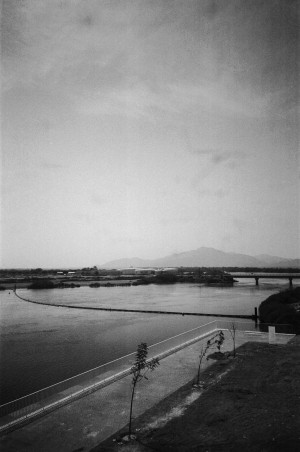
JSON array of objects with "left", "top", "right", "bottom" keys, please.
[
  {"left": 128, "top": 383, "right": 136, "bottom": 436},
  {"left": 196, "top": 356, "right": 203, "bottom": 385},
  {"left": 233, "top": 334, "right": 236, "bottom": 357}
]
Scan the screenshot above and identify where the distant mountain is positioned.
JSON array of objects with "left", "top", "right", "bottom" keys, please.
[
  {"left": 272, "top": 259, "right": 300, "bottom": 269},
  {"left": 99, "top": 247, "right": 299, "bottom": 269},
  {"left": 254, "top": 254, "right": 300, "bottom": 268},
  {"left": 254, "top": 254, "right": 289, "bottom": 265},
  {"left": 148, "top": 248, "right": 262, "bottom": 268},
  {"left": 100, "top": 257, "right": 150, "bottom": 268}
]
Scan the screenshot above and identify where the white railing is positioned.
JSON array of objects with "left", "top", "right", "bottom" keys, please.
[
  {"left": 0, "top": 321, "right": 218, "bottom": 428},
  {"left": 0, "top": 320, "right": 294, "bottom": 433}
]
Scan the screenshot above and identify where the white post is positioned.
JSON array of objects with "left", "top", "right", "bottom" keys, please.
[{"left": 268, "top": 326, "right": 276, "bottom": 344}]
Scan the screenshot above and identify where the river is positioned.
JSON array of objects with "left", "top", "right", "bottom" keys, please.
[{"left": 0, "top": 279, "right": 297, "bottom": 404}]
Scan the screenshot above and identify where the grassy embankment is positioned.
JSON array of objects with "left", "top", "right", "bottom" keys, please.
[{"left": 259, "top": 287, "right": 300, "bottom": 333}]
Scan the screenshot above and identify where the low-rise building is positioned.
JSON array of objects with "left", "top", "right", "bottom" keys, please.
[
  {"left": 120, "top": 268, "right": 136, "bottom": 275},
  {"left": 155, "top": 267, "right": 179, "bottom": 275},
  {"left": 135, "top": 268, "right": 156, "bottom": 275}
]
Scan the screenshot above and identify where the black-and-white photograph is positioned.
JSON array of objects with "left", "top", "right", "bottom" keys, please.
[{"left": 1, "top": 1, "right": 299, "bottom": 450}]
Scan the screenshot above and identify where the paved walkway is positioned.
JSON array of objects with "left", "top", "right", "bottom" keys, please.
[{"left": 0, "top": 332, "right": 293, "bottom": 452}]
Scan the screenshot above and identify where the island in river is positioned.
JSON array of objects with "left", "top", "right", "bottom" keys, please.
[{"left": 0, "top": 267, "right": 239, "bottom": 290}]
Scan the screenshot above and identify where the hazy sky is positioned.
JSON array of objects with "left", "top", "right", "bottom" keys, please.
[{"left": 2, "top": 0, "right": 299, "bottom": 268}]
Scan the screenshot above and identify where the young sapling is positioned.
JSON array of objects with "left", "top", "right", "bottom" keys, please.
[
  {"left": 195, "top": 330, "right": 225, "bottom": 387},
  {"left": 128, "top": 342, "right": 159, "bottom": 439}
]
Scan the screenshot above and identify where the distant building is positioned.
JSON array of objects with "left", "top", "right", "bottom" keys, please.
[
  {"left": 155, "top": 267, "right": 178, "bottom": 275},
  {"left": 135, "top": 268, "right": 155, "bottom": 275},
  {"left": 120, "top": 268, "right": 136, "bottom": 275}
]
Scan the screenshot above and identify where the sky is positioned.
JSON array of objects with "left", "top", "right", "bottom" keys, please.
[{"left": 1, "top": 0, "right": 299, "bottom": 268}]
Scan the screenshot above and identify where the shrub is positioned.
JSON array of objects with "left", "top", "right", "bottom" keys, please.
[
  {"left": 28, "top": 280, "right": 55, "bottom": 289},
  {"left": 259, "top": 288, "right": 300, "bottom": 333}
]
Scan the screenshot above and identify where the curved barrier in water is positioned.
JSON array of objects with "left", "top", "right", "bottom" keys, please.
[{"left": 14, "top": 290, "right": 254, "bottom": 319}]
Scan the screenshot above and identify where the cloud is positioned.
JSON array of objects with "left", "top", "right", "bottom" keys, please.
[
  {"left": 4, "top": 0, "right": 297, "bottom": 123},
  {"left": 90, "top": 194, "right": 106, "bottom": 206},
  {"left": 232, "top": 218, "right": 251, "bottom": 233},
  {"left": 159, "top": 213, "right": 198, "bottom": 226},
  {"left": 2, "top": 0, "right": 125, "bottom": 91},
  {"left": 41, "top": 162, "right": 65, "bottom": 170},
  {"left": 197, "top": 188, "right": 228, "bottom": 198},
  {"left": 167, "top": 82, "right": 277, "bottom": 119},
  {"left": 112, "top": 236, "right": 144, "bottom": 245},
  {"left": 77, "top": 84, "right": 171, "bottom": 119},
  {"left": 189, "top": 148, "right": 246, "bottom": 166},
  {"left": 77, "top": 75, "right": 275, "bottom": 121},
  {"left": 73, "top": 213, "right": 94, "bottom": 225},
  {"left": 221, "top": 233, "right": 233, "bottom": 245},
  {"left": 188, "top": 149, "right": 246, "bottom": 193}
]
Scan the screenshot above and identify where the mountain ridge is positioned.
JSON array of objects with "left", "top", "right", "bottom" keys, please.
[{"left": 99, "top": 247, "right": 300, "bottom": 269}]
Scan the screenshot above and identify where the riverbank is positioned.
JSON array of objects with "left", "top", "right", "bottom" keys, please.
[
  {"left": 0, "top": 279, "right": 140, "bottom": 290},
  {"left": 0, "top": 331, "right": 296, "bottom": 452},
  {"left": 0, "top": 269, "right": 235, "bottom": 290},
  {"left": 96, "top": 336, "right": 300, "bottom": 452}
]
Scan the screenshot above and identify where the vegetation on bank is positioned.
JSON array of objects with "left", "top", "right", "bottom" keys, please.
[
  {"left": 1, "top": 266, "right": 299, "bottom": 280},
  {"left": 259, "top": 287, "right": 300, "bottom": 333},
  {"left": 28, "top": 280, "right": 80, "bottom": 289},
  {"left": 29, "top": 280, "right": 56, "bottom": 289},
  {"left": 0, "top": 267, "right": 299, "bottom": 290}
]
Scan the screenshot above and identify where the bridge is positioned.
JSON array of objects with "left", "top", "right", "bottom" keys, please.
[{"left": 229, "top": 273, "right": 300, "bottom": 288}]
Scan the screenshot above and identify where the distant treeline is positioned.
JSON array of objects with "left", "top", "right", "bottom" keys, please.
[
  {"left": 1, "top": 267, "right": 299, "bottom": 276},
  {"left": 1, "top": 267, "right": 299, "bottom": 287},
  {"left": 28, "top": 281, "right": 81, "bottom": 289}
]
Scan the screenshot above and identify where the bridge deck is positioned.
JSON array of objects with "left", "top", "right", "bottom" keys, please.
[{"left": 230, "top": 273, "right": 300, "bottom": 279}]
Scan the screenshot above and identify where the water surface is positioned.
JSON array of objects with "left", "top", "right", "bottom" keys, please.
[{"left": 0, "top": 279, "right": 296, "bottom": 404}]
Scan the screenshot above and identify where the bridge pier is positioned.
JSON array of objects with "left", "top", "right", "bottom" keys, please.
[{"left": 229, "top": 273, "right": 299, "bottom": 286}]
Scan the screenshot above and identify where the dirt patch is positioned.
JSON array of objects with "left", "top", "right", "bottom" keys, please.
[{"left": 94, "top": 338, "right": 300, "bottom": 452}]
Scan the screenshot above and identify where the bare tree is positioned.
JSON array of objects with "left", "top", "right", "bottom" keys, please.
[
  {"left": 195, "top": 330, "right": 224, "bottom": 387},
  {"left": 228, "top": 322, "right": 237, "bottom": 357},
  {"left": 128, "top": 343, "right": 159, "bottom": 438}
]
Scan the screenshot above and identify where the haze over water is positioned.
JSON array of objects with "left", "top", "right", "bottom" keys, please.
[{"left": 1, "top": 279, "right": 298, "bottom": 404}]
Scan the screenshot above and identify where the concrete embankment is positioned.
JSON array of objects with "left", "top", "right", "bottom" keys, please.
[{"left": 0, "top": 331, "right": 294, "bottom": 452}]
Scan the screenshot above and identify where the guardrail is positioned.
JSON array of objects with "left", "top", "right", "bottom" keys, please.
[
  {"left": 216, "top": 320, "right": 295, "bottom": 334},
  {"left": 0, "top": 321, "right": 219, "bottom": 432},
  {"left": 0, "top": 320, "right": 295, "bottom": 434}
]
